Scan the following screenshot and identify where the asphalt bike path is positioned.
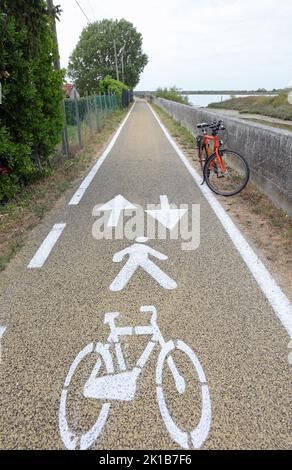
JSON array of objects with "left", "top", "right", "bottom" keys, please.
[{"left": 0, "top": 100, "right": 291, "bottom": 450}]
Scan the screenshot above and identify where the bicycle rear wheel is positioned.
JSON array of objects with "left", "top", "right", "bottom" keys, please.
[
  {"left": 196, "top": 136, "right": 208, "bottom": 170},
  {"left": 59, "top": 343, "right": 112, "bottom": 450},
  {"left": 204, "top": 149, "right": 249, "bottom": 196}
]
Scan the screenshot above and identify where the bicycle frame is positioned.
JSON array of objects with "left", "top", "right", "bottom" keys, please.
[
  {"left": 83, "top": 306, "right": 185, "bottom": 401},
  {"left": 201, "top": 132, "right": 227, "bottom": 173},
  {"left": 59, "top": 306, "right": 212, "bottom": 451}
]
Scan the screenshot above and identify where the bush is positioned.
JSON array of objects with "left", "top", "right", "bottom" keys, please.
[
  {"left": 0, "top": 123, "right": 33, "bottom": 202},
  {"left": 155, "top": 87, "right": 189, "bottom": 105},
  {"left": 99, "top": 75, "right": 129, "bottom": 107},
  {"left": 0, "top": 1, "right": 64, "bottom": 202}
]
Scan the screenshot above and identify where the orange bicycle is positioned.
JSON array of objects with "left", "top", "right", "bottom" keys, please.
[{"left": 196, "top": 120, "right": 249, "bottom": 196}]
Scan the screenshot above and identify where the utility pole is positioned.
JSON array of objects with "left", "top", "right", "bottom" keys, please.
[
  {"left": 113, "top": 40, "right": 119, "bottom": 81},
  {"left": 47, "top": 0, "right": 69, "bottom": 157},
  {"left": 46, "top": 0, "right": 61, "bottom": 70}
]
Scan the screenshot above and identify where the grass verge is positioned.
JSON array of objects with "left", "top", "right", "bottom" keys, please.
[
  {"left": 208, "top": 93, "right": 292, "bottom": 121},
  {"left": 152, "top": 103, "right": 292, "bottom": 297},
  {"left": 0, "top": 107, "right": 128, "bottom": 272}
]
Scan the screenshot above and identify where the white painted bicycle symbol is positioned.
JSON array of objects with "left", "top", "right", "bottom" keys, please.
[{"left": 59, "top": 306, "right": 212, "bottom": 450}]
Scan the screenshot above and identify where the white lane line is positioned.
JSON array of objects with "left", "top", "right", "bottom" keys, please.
[
  {"left": 68, "top": 103, "right": 136, "bottom": 206},
  {"left": 148, "top": 103, "right": 292, "bottom": 338},
  {"left": 0, "top": 326, "right": 6, "bottom": 339},
  {"left": 28, "top": 223, "right": 66, "bottom": 269},
  {"left": 0, "top": 326, "right": 6, "bottom": 364}
]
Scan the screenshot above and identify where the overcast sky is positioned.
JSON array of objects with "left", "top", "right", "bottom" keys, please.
[{"left": 56, "top": 0, "right": 292, "bottom": 90}]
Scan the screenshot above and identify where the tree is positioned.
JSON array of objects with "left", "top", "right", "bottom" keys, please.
[
  {"left": 68, "top": 19, "right": 148, "bottom": 95},
  {"left": 0, "top": 1, "right": 64, "bottom": 201},
  {"left": 156, "top": 87, "right": 189, "bottom": 105}
]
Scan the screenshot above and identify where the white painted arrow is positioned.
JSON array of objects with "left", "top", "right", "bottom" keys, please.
[
  {"left": 146, "top": 196, "right": 187, "bottom": 230},
  {"left": 99, "top": 195, "right": 137, "bottom": 227}
]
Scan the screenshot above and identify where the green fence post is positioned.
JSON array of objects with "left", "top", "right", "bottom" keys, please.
[
  {"left": 103, "top": 92, "right": 108, "bottom": 118},
  {"left": 74, "top": 90, "right": 83, "bottom": 149},
  {"left": 110, "top": 92, "right": 113, "bottom": 114},
  {"left": 99, "top": 93, "right": 104, "bottom": 127},
  {"left": 93, "top": 95, "right": 100, "bottom": 132},
  {"left": 61, "top": 99, "right": 69, "bottom": 158},
  {"left": 86, "top": 92, "right": 93, "bottom": 134}
]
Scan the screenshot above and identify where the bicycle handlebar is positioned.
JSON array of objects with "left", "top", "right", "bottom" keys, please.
[{"left": 197, "top": 120, "right": 226, "bottom": 132}]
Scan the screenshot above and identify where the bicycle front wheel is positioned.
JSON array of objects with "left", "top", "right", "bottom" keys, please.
[
  {"left": 156, "top": 340, "right": 211, "bottom": 449},
  {"left": 204, "top": 149, "right": 250, "bottom": 196}
]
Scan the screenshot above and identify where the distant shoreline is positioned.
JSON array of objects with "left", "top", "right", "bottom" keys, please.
[
  {"left": 135, "top": 90, "right": 280, "bottom": 95},
  {"left": 181, "top": 91, "right": 280, "bottom": 95}
]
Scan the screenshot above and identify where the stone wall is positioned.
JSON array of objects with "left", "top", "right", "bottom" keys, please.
[{"left": 154, "top": 98, "right": 292, "bottom": 215}]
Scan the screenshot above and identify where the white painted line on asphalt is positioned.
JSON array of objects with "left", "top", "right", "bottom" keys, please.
[
  {"left": 0, "top": 326, "right": 6, "bottom": 339},
  {"left": 148, "top": 103, "right": 292, "bottom": 338},
  {"left": 27, "top": 223, "right": 66, "bottom": 269},
  {"left": 0, "top": 326, "right": 6, "bottom": 365},
  {"left": 68, "top": 103, "right": 136, "bottom": 206}
]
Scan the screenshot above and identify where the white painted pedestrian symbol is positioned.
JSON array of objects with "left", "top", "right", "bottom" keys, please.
[
  {"left": 59, "top": 306, "right": 212, "bottom": 450},
  {"left": 146, "top": 195, "right": 187, "bottom": 230},
  {"left": 98, "top": 195, "right": 137, "bottom": 227},
  {"left": 110, "top": 237, "right": 177, "bottom": 291}
]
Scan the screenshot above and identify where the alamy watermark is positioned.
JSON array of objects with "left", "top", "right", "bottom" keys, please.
[{"left": 92, "top": 202, "right": 200, "bottom": 251}]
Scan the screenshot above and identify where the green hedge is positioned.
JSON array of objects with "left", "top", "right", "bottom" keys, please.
[
  {"left": 99, "top": 76, "right": 129, "bottom": 107},
  {"left": 0, "top": 1, "right": 64, "bottom": 203}
]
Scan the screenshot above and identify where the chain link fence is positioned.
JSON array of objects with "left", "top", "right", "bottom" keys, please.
[{"left": 60, "top": 93, "right": 118, "bottom": 158}]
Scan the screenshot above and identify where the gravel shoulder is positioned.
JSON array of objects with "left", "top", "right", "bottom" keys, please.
[{"left": 152, "top": 104, "right": 292, "bottom": 301}]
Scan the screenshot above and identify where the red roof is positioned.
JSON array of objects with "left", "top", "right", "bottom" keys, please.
[{"left": 63, "top": 83, "right": 75, "bottom": 95}]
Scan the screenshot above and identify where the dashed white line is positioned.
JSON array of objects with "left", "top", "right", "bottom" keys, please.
[
  {"left": 148, "top": 102, "right": 292, "bottom": 338},
  {"left": 68, "top": 102, "right": 136, "bottom": 206},
  {"left": 28, "top": 223, "right": 66, "bottom": 269},
  {"left": 0, "top": 326, "right": 6, "bottom": 339}
]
